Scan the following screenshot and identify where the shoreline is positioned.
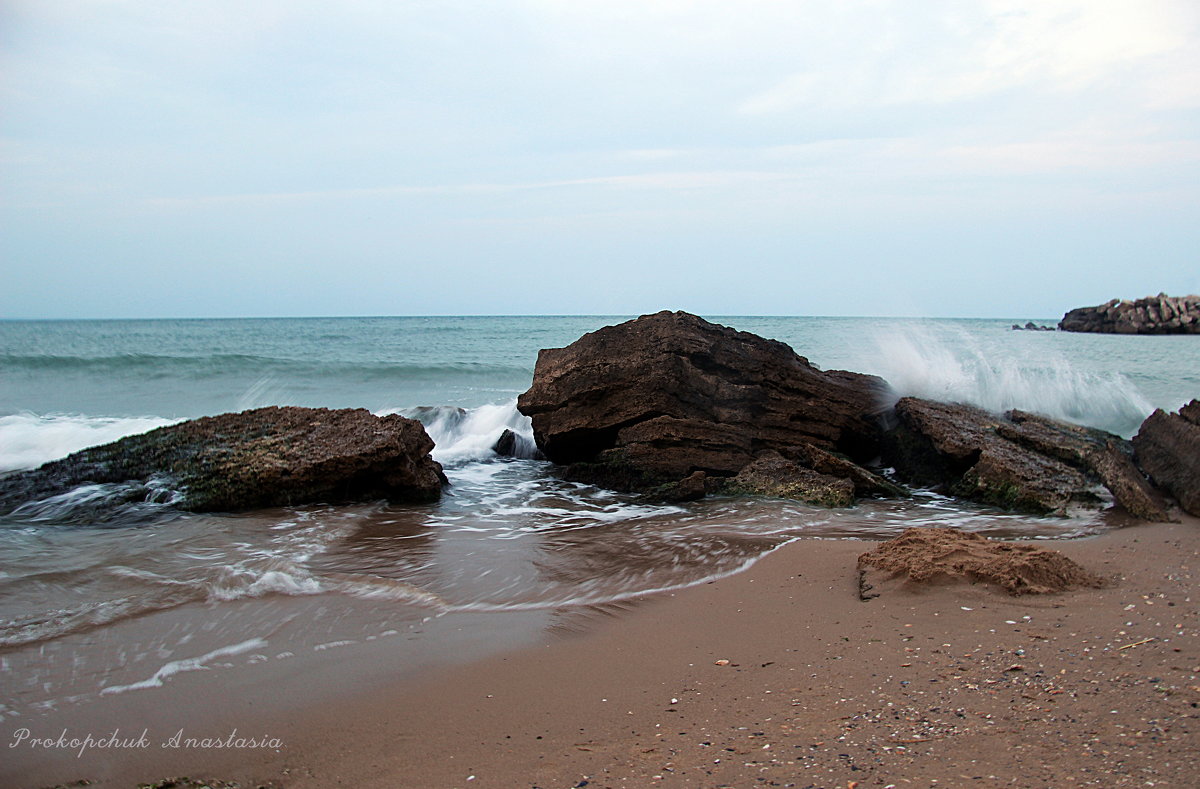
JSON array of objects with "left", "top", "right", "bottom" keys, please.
[{"left": 5, "top": 516, "right": 1198, "bottom": 788}]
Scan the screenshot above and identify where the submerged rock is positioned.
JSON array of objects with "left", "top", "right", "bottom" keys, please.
[
  {"left": 516, "top": 311, "right": 891, "bottom": 494},
  {"left": 858, "top": 527, "right": 1104, "bottom": 598},
  {"left": 492, "top": 428, "right": 545, "bottom": 459},
  {"left": 0, "top": 406, "right": 447, "bottom": 518},
  {"left": 724, "top": 451, "right": 856, "bottom": 507},
  {"left": 648, "top": 470, "right": 711, "bottom": 503},
  {"left": 1059, "top": 294, "right": 1200, "bottom": 334},
  {"left": 882, "top": 398, "right": 1171, "bottom": 519},
  {"left": 1132, "top": 400, "right": 1200, "bottom": 516}
]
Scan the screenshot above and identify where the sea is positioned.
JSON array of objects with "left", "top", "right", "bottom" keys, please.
[{"left": 1, "top": 315, "right": 1197, "bottom": 725}]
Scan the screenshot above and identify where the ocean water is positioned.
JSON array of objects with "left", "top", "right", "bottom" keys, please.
[{"left": 1, "top": 315, "right": 1196, "bottom": 721}]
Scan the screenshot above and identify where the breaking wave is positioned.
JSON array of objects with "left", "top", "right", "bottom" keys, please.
[
  {"left": 0, "top": 413, "right": 179, "bottom": 473},
  {"left": 393, "top": 400, "right": 540, "bottom": 465},
  {"left": 864, "top": 326, "right": 1154, "bottom": 436},
  {"left": 0, "top": 398, "right": 539, "bottom": 478},
  {"left": 0, "top": 352, "right": 530, "bottom": 381}
]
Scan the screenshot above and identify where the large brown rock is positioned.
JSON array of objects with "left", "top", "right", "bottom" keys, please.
[
  {"left": 1132, "top": 400, "right": 1200, "bottom": 516},
  {"left": 883, "top": 398, "right": 1172, "bottom": 519},
  {"left": 0, "top": 406, "right": 447, "bottom": 520},
  {"left": 516, "top": 311, "right": 892, "bottom": 491},
  {"left": 1059, "top": 294, "right": 1200, "bottom": 334}
]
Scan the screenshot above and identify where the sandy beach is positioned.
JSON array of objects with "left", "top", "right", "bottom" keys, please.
[{"left": 7, "top": 514, "right": 1197, "bottom": 789}]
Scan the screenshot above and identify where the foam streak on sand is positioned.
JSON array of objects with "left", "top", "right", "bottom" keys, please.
[{"left": 99, "top": 638, "right": 268, "bottom": 696}]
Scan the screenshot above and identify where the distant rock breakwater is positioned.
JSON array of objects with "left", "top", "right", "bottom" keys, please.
[{"left": 1060, "top": 294, "right": 1200, "bottom": 335}]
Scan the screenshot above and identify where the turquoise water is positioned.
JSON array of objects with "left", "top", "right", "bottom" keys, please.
[
  {"left": 1, "top": 314, "right": 1192, "bottom": 435},
  {"left": 0, "top": 316, "right": 611, "bottom": 419},
  {"left": 0, "top": 314, "right": 1196, "bottom": 722}
]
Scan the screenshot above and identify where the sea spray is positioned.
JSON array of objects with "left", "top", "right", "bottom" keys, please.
[
  {"left": 394, "top": 400, "right": 538, "bottom": 464},
  {"left": 0, "top": 413, "right": 179, "bottom": 473},
  {"left": 861, "top": 325, "right": 1154, "bottom": 436}
]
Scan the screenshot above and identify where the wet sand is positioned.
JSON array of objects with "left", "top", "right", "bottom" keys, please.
[{"left": 8, "top": 516, "right": 1199, "bottom": 789}]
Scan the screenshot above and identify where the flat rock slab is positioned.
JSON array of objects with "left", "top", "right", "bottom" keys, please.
[
  {"left": 858, "top": 527, "right": 1104, "bottom": 599},
  {"left": 883, "top": 397, "right": 1172, "bottom": 519},
  {"left": 0, "top": 406, "right": 447, "bottom": 519}
]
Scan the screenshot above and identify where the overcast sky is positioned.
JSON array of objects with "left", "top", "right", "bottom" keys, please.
[{"left": 2, "top": 0, "right": 1198, "bottom": 319}]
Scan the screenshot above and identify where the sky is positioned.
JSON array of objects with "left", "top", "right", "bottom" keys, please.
[{"left": 1, "top": 0, "right": 1198, "bottom": 319}]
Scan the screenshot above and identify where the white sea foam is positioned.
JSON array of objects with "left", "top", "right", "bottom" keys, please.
[
  {"left": 0, "top": 412, "right": 179, "bottom": 472},
  {"left": 385, "top": 400, "right": 539, "bottom": 464},
  {"left": 250, "top": 569, "right": 321, "bottom": 596},
  {"left": 203, "top": 560, "right": 445, "bottom": 607},
  {"left": 862, "top": 326, "right": 1154, "bottom": 436},
  {"left": 7, "top": 476, "right": 183, "bottom": 524},
  {"left": 319, "top": 572, "right": 449, "bottom": 606},
  {"left": 99, "top": 637, "right": 268, "bottom": 695}
]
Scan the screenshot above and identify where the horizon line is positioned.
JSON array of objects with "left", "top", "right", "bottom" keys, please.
[{"left": 0, "top": 312, "right": 1065, "bottom": 323}]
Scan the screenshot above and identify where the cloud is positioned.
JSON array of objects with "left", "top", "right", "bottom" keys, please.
[
  {"left": 2, "top": 1, "right": 1198, "bottom": 318},
  {"left": 941, "top": 135, "right": 1200, "bottom": 175},
  {"left": 137, "top": 169, "right": 794, "bottom": 211},
  {"left": 737, "top": 0, "right": 1198, "bottom": 113}
]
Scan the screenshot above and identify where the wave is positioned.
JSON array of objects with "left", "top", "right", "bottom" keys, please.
[
  {"left": 0, "top": 352, "right": 532, "bottom": 381},
  {"left": 0, "top": 398, "right": 541, "bottom": 476},
  {"left": 0, "top": 535, "right": 449, "bottom": 649},
  {"left": 3, "top": 478, "right": 184, "bottom": 526},
  {"left": 0, "top": 352, "right": 274, "bottom": 372},
  {"left": 0, "top": 568, "right": 447, "bottom": 649},
  {"left": 0, "top": 413, "right": 180, "bottom": 473},
  {"left": 863, "top": 326, "right": 1154, "bottom": 436},
  {"left": 390, "top": 400, "right": 541, "bottom": 465}
]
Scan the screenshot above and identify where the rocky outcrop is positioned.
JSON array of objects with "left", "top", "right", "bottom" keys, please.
[
  {"left": 882, "top": 398, "right": 1172, "bottom": 519},
  {"left": 0, "top": 406, "right": 447, "bottom": 519},
  {"left": 1011, "top": 322, "right": 1055, "bottom": 331},
  {"left": 1059, "top": 294, "right": 1200, "bottom": 334},
  {"left": 515, "top": 311, "right": 1185, "bottom": 519},
  {"left": 516, "top": 311, "right": 892, "bottom": 493},
  {"left": 1132, "top": 400, "right": 1200, "bottom": 516}
]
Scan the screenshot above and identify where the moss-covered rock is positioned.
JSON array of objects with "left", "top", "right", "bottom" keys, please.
[{"left": 724, "top": 451, "right": 856, "bottom": 507}]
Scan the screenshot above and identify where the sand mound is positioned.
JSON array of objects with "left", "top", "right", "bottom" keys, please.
[{"left": 857, "top": 527, "right": 1104, "bottom": 598}]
